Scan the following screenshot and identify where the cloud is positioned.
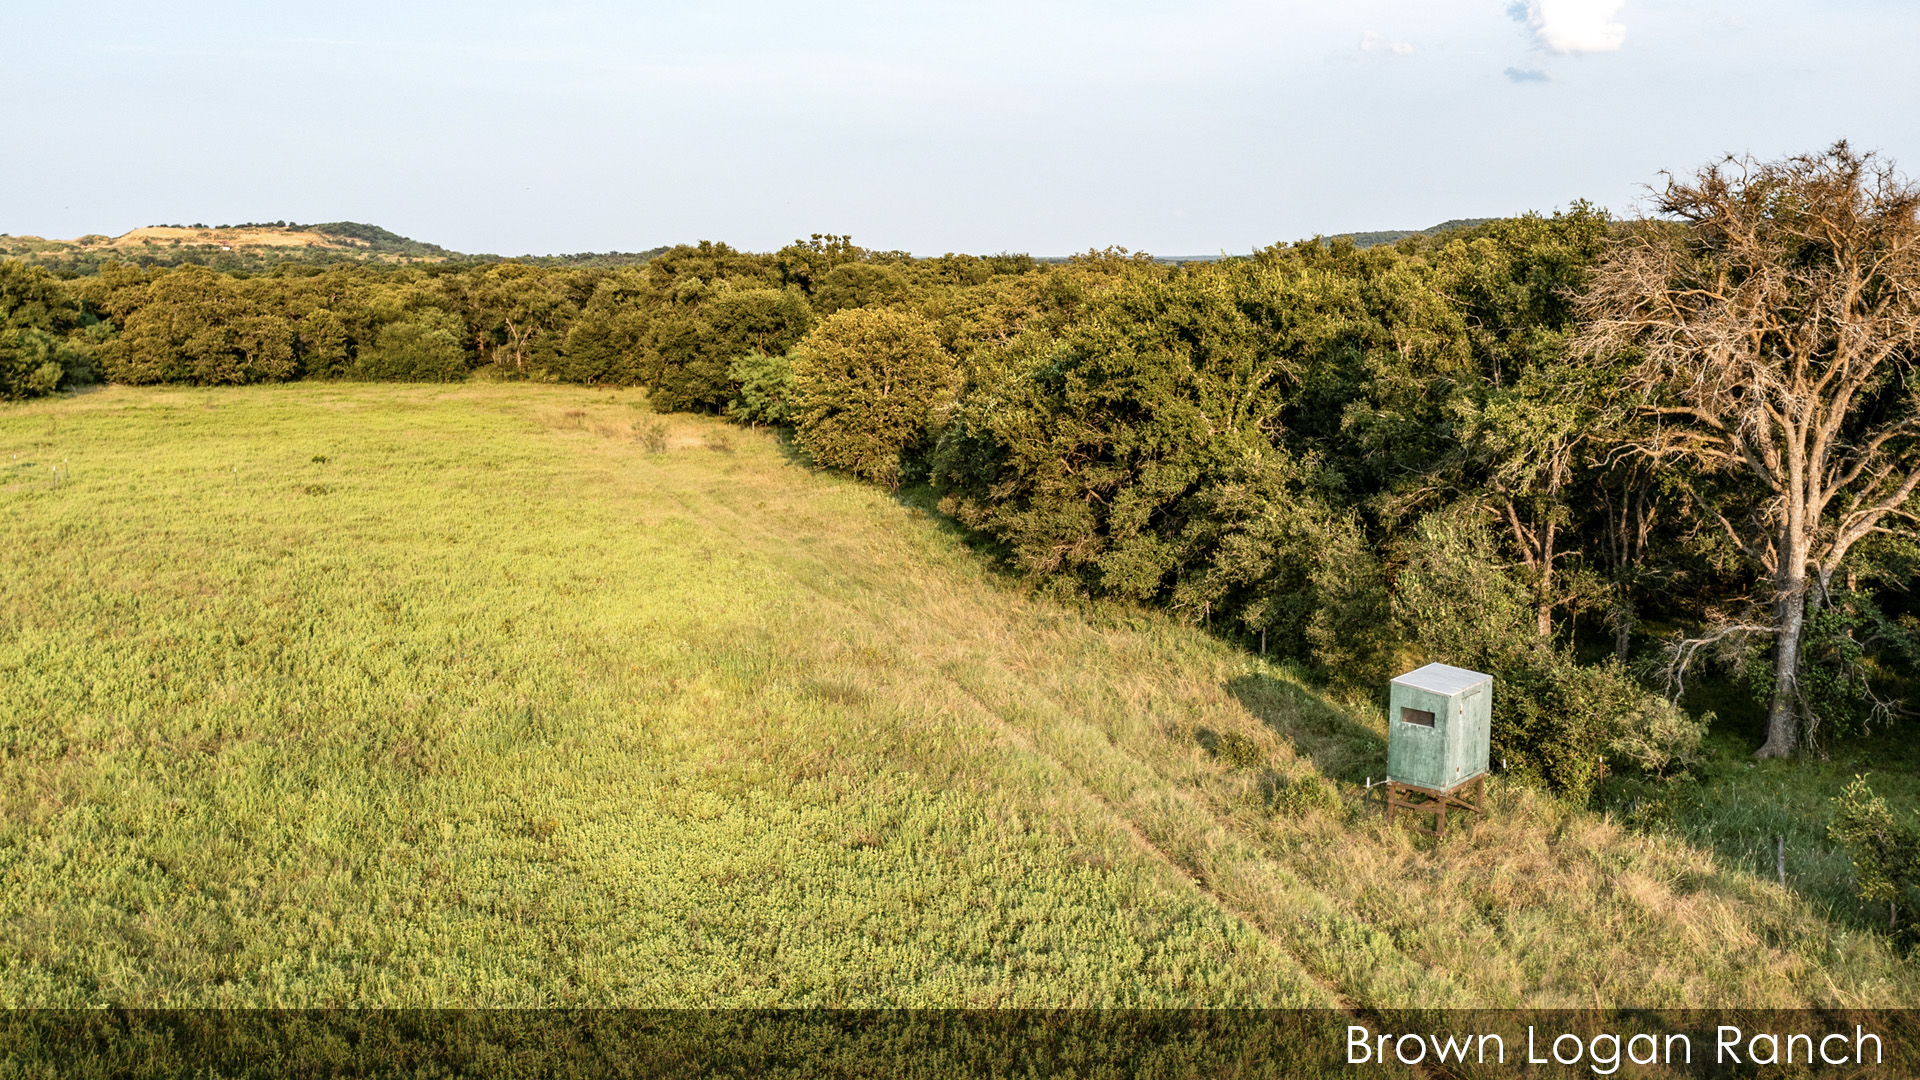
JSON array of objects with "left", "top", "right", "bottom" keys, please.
[
  {"left": 1359, "top": 30, "right": 1414, "bottom": 56},
  {"left": 1508, "top": 0, "right": 1626, "bottom": 54},
  {"left": 1504, "top": 67, "right": 1550, "bottom": 83}
]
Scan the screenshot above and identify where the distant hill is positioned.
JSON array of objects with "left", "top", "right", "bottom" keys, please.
[
  {"left": 1052, "top": 219, "right": 1506, "bottom": 264},
  {"left": 295, "top": 222, "right": 454, "bottom": 258},
  {"left": 0, "top": 222, "right": 667, "bottom": 275},
  {"left": 1332, "top": 218, "right": 1498, "bottom": 249},
  {"left": 4, "top": 216, "right": 1499, "bottom": 276}
]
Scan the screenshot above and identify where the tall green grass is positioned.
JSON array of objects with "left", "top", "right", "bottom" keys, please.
[{"left": 1, "top": 384, "right": 1913, "bottom": 1009}]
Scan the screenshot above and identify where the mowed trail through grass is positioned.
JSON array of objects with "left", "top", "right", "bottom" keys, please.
[{"left": 1, "top": 384, "right": 1913, "bottom": 1009}]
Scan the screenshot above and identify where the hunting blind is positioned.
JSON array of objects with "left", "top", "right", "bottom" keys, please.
[{"left": 1384, "top": 662, "right": 1492, "bottom": 835}]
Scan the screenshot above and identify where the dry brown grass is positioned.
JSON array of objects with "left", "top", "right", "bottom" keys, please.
[
  {"left": 106, "top": 226, "right": 356, "bottom": 250},
  {"left": 4, "top": 226, "right": 448, "bottom": 262}
]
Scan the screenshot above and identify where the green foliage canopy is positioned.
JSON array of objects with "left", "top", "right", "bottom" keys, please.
[{"left": 792, "top": 307, "right": 954, "bottom": 489}]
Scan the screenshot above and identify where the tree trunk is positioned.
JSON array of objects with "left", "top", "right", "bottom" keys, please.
[
  {"left": 1535, "top": 518, "right": 1556, "bottom": 637},
  {"left": 1757, "top": 580, "right": 1807, "bottom": 758},
  {"left": 1612, "top": 608, "right": 1632, "bottom": 660}
]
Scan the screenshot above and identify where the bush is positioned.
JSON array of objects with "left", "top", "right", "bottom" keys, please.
[
  {"left": 1604, "top": 691, "right": 1708, "bottom": 779},
  {"left": 1830, "top": 776, "right": 1920, "bottom": 936},
  {"left": 791, "top": 308, "right": 955, "bottom": 489},
  {"left": 635, "top": 418, "right": 669, "bottom": 453},
  {"left": 353, "top": 310, "right": 469, "bottom": 382},
  {"left": 726, "top": 351, "right": 796, "bottom": 426},
  {"left": 1265, "top": 773, "right": 1336, "bottom": 818}
]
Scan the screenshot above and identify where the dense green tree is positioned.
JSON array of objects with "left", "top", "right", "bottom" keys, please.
[
  {"left": 1437, "top": 208, "right": 1614, "bottom": 637},
  {"left": 1166, "top": 451, "right": 1336, "bottom": 652},
  {"left": 0, "top": 262, "right": 94, "bottom": 399},
  {"left": 463, "top": 263, "right": 578, "bottom": 376},
  {"left": 647, "top": 285, "right": 812, "bottom": 412},
  {"left": 354, "top": 309, "right": 469, "bottom": 381},
  {"left": 1268, "top": 238, "right": 1469, "bottom": 515},
  {"left": 774, "top": 234, "right": 863, "bottom": 295},
  {"left": 553, "top": 269, "right": 650, "bottom": 384},
  {"left": 793, "top": 307, "right": 954, "bottom": 488},
  {"left": 935, "top": 256, "right": 1343, "bottom": 611},
  {"left": 812, "top": 261, "right": 914, "bottom": 314},
  {"left": 97, "top": 266, "right": 296, "bottom": 385}
]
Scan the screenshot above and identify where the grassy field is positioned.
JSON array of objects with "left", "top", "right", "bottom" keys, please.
[{"left": 2, "top": 382, "right": 1915, "bottom": 1010}]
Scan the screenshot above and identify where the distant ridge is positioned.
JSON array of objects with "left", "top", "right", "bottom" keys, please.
[
  {"left": 0, "top": 222, "right": 667, "bottom": 275},
  {"left": 1039, "top": 219, "right": 1505, "bottom": 263},
  {"left": 1332, "top": 218, "right": 1498, "bottom": 249},
  {"left": 4, "top": 218, "right": 1502, "bottom": 276},
  {"left": 298, "top": 222, "right": 454, "bottom": 258}
]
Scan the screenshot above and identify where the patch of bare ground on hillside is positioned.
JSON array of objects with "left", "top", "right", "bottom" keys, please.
[
  {"left": 1, "top": 226, "right": 445, "bottom": 262},
  {"left": 108, "top": 226, "right": 362, "bottom": 250},
  {"left": 3, "top": 227, "right": 354, "bottom": 251}
]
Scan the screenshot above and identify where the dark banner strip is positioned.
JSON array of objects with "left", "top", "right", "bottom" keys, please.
[{"left": 0, "top": 1009, "right": 1913, "bottom": 1078}]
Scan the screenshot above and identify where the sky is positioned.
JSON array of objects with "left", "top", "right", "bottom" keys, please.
[{"left": 4, "top": 1, "right": 1915, "bottom": 256}]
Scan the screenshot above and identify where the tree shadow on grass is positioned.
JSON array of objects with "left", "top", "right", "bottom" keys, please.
[{"left": 1227, "top": 671, "right": 1388, "bottom": 786}]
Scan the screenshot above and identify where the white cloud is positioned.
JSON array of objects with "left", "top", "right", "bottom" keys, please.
[
  {"left": 1510, "top": 0, "right": 1626, "bottom": 54},
  {"left": 1359, "top": 30, "right": 1414, "bottom": 56}
]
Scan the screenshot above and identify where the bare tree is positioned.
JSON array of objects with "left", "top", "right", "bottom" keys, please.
[{"left": 1577, "top": 142, "right": 1920, "bottom": 757}]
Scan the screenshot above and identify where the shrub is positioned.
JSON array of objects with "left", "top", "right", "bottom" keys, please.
[
  {"left": 726, "top": 351, "right": 795, "bottom": 426},
  {"left": 635, "top": 419, "right": 669, "bottom": 453},
  {"left": 1830, "top": 776, "right": 1920, "bottom": 936},
  {"left": 1604, "top": 691, "right": 1708, "bottom": 779},
  {"left": 791, "top": 308, "right": 955, "bottom": 489},
  {"left": 1266, "top": 773, "right": 1336, "bottom": 818}
]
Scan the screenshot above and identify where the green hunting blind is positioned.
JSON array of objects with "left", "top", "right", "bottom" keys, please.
[{"left": 1384, "top": 663, "right": 1492, "bottom": 835}]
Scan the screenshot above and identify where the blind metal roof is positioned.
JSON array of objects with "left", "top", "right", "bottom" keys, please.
[{"left": 1392, "top": 662, "right": 1492, "bottom": 696}]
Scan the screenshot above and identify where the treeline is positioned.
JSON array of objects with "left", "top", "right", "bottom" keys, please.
[{"left": 7, "top": 148, "right": 1920, "bottom": 813}]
